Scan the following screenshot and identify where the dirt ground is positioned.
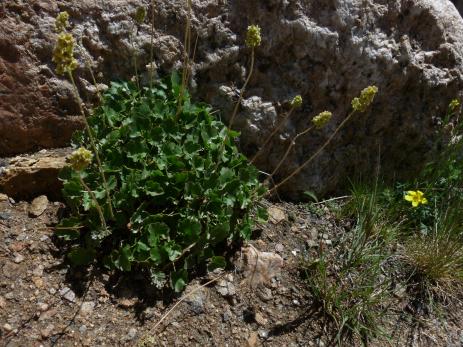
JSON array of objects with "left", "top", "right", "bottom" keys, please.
[{"left": 1, "top": 196, "right": 463, "bottom": 347}]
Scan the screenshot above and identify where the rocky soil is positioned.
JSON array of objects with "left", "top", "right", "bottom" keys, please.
[{"left": 1, "top": 194, "right": 463, "bottom": 347}]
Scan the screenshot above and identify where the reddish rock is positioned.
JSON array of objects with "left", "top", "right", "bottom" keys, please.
[{"left": 0, "top": 15, "right": 82, "bottom": 156}]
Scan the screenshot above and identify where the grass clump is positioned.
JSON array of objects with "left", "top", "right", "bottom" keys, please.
[
  {"left": 305, "top": 186, "right": 393, "bottom": 345},
  {"left": 391, "top": 98, "right": 463, "bottom": 296},
  {"left": 304, "top": 98, "right": 463, "bottom": 343},
  {"left": 401, "top": 205, "right": 463, "bottom": 295},
  {"left": 57, "top": 75, "right": 266, "bottom": 291}
]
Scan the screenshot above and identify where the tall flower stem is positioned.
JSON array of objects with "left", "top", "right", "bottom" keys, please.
[
  {"left": 176, "top": 0, "right": 192, "bottom": 119},
  {"left": 269, "top": 125, "right": 315, "bottom": 179},
  {"left": 213, "top": 48, "right": 255, "bottom": 172},
  {"left": 149, "top": 0, "right": 156, "bottom": 89},
  {"left": 130, "top": 22, "right": 140, "bottom": 91},
  {"left": 228, "top": 48, "right": 255, "bottom": 131},
  {"left": 250, "top": 107, "right": 295, "bottom": 164},
  {"left": 267, "top": 110, "right": 357, "bottom": 197},
  {"left": 68, "top": 72, "right": 115, "bottom": 220}
]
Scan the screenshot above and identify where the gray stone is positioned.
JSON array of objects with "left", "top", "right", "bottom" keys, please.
[
  {"left": 258, "top": 329, "right": 269, "bottom": 338},
  {"left": 222, "top": 306, "right": 232, "bottom": 322},
  {"left": 127, "top": 327, "right": 137, "bottom": 340},
  {"left": 215, "top": 279, "right": 236, "bottom": 297},
  {"left": 79, "top": 324, "right": 87, "bottom": 334},
  {"left": 184, "top": 284, "right": 208, "bottom": 314},
  {"left": 59, "top": 287, "right": 76, "bottom": 303}
]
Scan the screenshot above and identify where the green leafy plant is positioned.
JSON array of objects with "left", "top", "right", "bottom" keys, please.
[{"left": 58, "top": 74, "right": 266, "bottom": 291}]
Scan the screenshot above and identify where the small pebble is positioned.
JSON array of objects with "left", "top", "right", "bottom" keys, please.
[
  {"left": 80, "top": 301, "right": 95, "bottom": 316},
  {"left": 223, "top": 307, "right": 232, "bottom": 322},
  {"left": 59, "top": 287, "right": 76, "bottom": 303},
  {"left": 127, "top": 327, "right": 137, "bottom": 340},
  {"left": 254, "top": 312, "right": 268, "bottom": 326},
  {"left": 32, "top": 277, "right": 44, "bottom": 288},
  {"left": 33, "top": 265, "right": 44, "bottom": 277},
  {"left": 38, "top": 302, "right": 49, "bottom": 312},
  {"left": 307, "top": 240, "right": 318, "bottom": 248},
  {"left": 257, "top": 287, "right": 273, "bottom": 302},
  {"left": 41, "top": 324, "right": 54, "bottom": 338},
  {"left": 3, "top": 323, "right": 13, "bottom": 332},
  {"left": 13, "top": 253, "right": 25, "bottom": 263}
]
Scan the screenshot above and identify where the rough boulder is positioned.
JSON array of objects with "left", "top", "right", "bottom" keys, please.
[{"left": 1, "top": 0, "right": 463, "bottom": 197}]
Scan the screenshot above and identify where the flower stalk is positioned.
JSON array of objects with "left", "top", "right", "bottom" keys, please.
[
  {"left": 266, "top": 86, "right": 378, "bottom": 196},
  {"left": 214, "top": 25, "right": 261, "bottom": 171},
  {"left": 53, "top": 11, "right": 115, "bottom": 220},
  {"left": 68, "top": 147, "right": 107, "bottom": 229},
  {"left": 250, "top": 95, "right": 302, "bottom": 165},
  {"left": 176, "top": 0, "right": 193, "bottom": 118},
  {"left": 68, "top": 72, "right": 115, "bottom": 220}
]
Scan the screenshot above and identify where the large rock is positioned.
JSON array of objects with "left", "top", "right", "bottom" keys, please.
[
  {"left": 0, "top": 148, "right": 71, "bottom": 200},
  {"left": 1, "top": 0, "right": 463, "bottom": 197}
]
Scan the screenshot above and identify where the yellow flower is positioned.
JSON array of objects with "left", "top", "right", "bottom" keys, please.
[
  {"left": 291, "top": 95, "right": 302, "bottom": 108},
  {"left": 53, "top": 32, "right": 78, "bottom": 75},
  {"left": 351, "top": 85, "right": 378, "bottom": 112},
  {"left": 312, "top": 111, "right": 333, "bottom": 129},
  {"left": 55, "top": 11, "right": 70, "bottom": 33},
  {"left": 68, "top": 147, "right": 93, "bottom": 171},
  {"left": 449, "top": 98, "right": 460, "bottom": 112},
  {"left": 134, "top": 7, "right": 147, "bottom": 24},
  {"left": 245, "top": 25, "right": 261, "bottom": 48},
  {"left": 404, "top": 190, "right": 428, "bottom": 208}
]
